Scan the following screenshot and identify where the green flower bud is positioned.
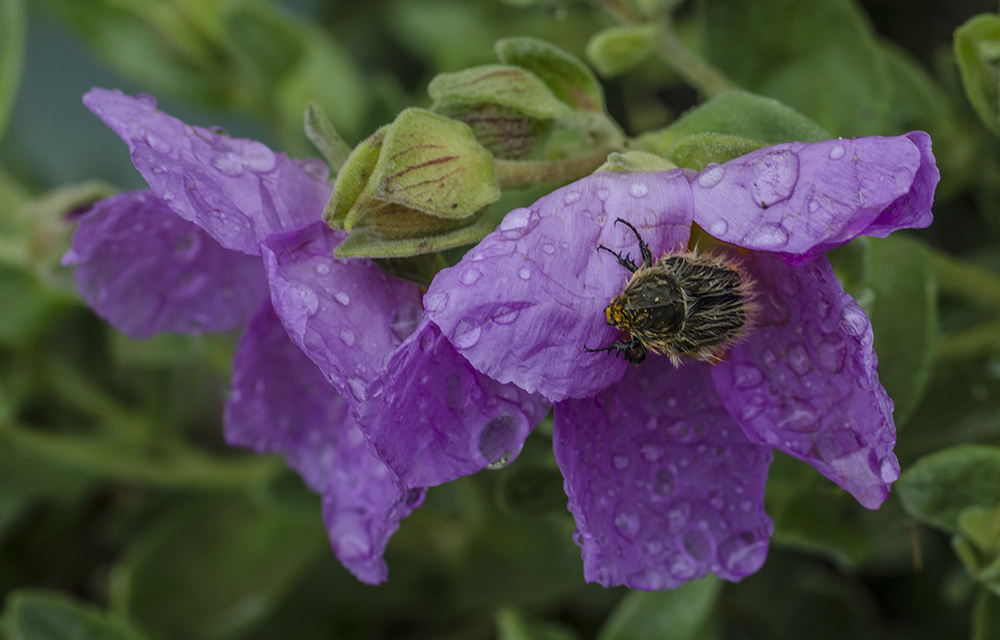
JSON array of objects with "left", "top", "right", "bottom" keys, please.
[{"left": 595, "top": 151, "right": 676, "bottom": 173}]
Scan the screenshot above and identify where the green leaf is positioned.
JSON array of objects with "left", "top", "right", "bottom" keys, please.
[
  {"left": 663, "top": 133, "right": 767, "bottom": 171},
  {"left": 497, "top": 608, "right": 580, "bottom": 640},
  {"left": 961, "top": 505, "right": 1000, "bottom": 555},
  {"left": 6, "top": 589, "right": 149, "bottom": 640},
  {"left": 303, "top": 101, "right": 350, "bottom": 174},
  {"left": 334, "top": 208, "right": 494, "bottom": 258},
  {"left": 955, "top": 14, "right": 1000, "bottom": 134},
  {"left": 633, "top": 90, "right": 828, "bottom": 155},
  {"left": 325, "top": 126, "right": 385, "bottom": 228},
  {"left": 111, "top": 497, "right": 326, "bottom": 640},
  {"left": 974, "top": 589, "right": 1000, "bottom": 640},
  {"left": 702, "top": 0, "right": 893, "bottom": 137},
  {"left": 586, "top": 25, "right": 658, "bottom": 77},
  {"left": 0, "top": 263, "right": 71, "bottom": 347},
  {"left": 0, "top": 0, "right": 25, "bottom": 139},
  {"left": 222, "top": 2, "right": 304, "bottom": 84},
  {"left": 897, "top": 445, "right": 1000, "bottom": 533},
  {"left": 865, "top": 235, "right": 937, "bottom": 426},
  {"left": 495, "top": 37, "right": 605, "bottom": 112},
  {"left": 597, "top": 576, "right": 722, "bottom": 640}
]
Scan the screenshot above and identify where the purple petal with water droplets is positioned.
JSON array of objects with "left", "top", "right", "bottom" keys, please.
[
  {"left": 690, "top": 135, "right": 932, "bottom": 265},
  {"left": 83, "top": 88, "right": 331, "bottom": 255},
  {"left": 261, "top": 222, "right": 424, "bottom": 409},
  {"left": 224, "top": 301, "right": 421, "bottom": 584},
  {"left": 356, "top": 319, "right": 551, "bottom": 488},
  {"left": 712, "top": 252, "right": 898, "bottom": 509},
  {"left": 62, "top": 190, "right": 267, "bottom": 339},
  {"left": 425, "top": 170, "right": 694, "bottom": 402},
  {"left": 554, "top": 360, "right": 773, "bottom": 590}
]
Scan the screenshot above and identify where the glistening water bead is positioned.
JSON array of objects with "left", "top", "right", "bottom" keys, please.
[{"left": 588, "top": 219, "right": 755, "bottom": 365}]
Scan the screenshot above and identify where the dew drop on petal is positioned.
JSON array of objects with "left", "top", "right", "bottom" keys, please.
[
  {"left": 492, "top": 306, "right": 520, "bottom": 325},
  {"left": 212, "top": 152, "right": 243, "bottom": 176},
  {"left": 340, "top": 328, "right": 355, "bottom": 346},
  {"left": 653, "top": 467, "right": 676, "bottom": 495},
  {"left": 453, "top": 320, "right": 482, "bottom": 349},
  {"left": 297, "top": 285, "right": 320, "bottom": 316},
  {"left": 461, "top": 269, "right": 482, "bottom": 285},
  {"left": 347, "top": 377, "right": 367, "bottom": 402},
  {"left": 518, "top": 267, "right": 531, "bottom": 280},
  {"left": 666, "top": 500, "right": 691, "bottom": 533},
  {"left": 299, "top": 157, "right": 329, "bottom": 181},
  {"left": 144, "top": 131, "right": 171, "bottom": 154},
  {"left": 878, "top": 457, "right": 900, "bottom": 483},
  {"left": 235, "top": 140, "right": 277, "bottom": 172},
  {"left": 733, "top": 364, "right": 763, "bottom": 389},
  {"left": 668, "top": 553, "right": 699, "bottom": 580},
  {"left": 641, "top": 443, "right": 664, "bottom": 463},
  {"left": 787, "top": 343, "right": 811, "bottom": 375},
  {"left": 613, "top": 454, "right": 630, "bottom": 470},
  {"left": 615, "top": 511, "right": 640, "bottom": 537},
  {"left": 563, "top": 190, "right": 582, "bottom": 204},
  {"left": 478, "top": 415, "right": 518, "bottom": 469},
  {"left": 828, "top": 144, "right": 845, "bottom": 160},
  {"left": 719, "top": 535, "right": 768, "bottom": 575},
  {"left": 597, "top": 188, "right": 610, "bottom": 201},
  {"left": 136, "top": 93, "right": 157, "bottom": 108},
  {"left": 746, "top": 223, "right": 789, "bottom": 248},
  {"left": 708, "top": 219, "right": 728, "bottom": 236},
  {"left": 391, "top": 305, "right": 421, "bottom": 341},
  {"left": 629, "top": 182, "right": 648, "bottom": 198},
  {"left": 171, "top": 233, "right": 201, "bottom": 260},
  {"left": 499, "top": 207, "right": 536, "bottom": 239},
  {"left": 542, "top": 243, "right": 555, "bottom": 254},
  {"left": 424, "top": 292, "right": 447, "bottom": 313},
  {"left": 334, "top": 291, "right": 350, "bottom": 306},
  {"left": 314, "top": 263, "right": 330, "bottom": 276},
  {"left": 698, "top": 163, "right": 725, "bottom": 188},
  {"left": 840, "top": 305, "right": 869, "bottom": 338},
  {"left": 751, "top": 150, "right": 799, "bottom": 206}
]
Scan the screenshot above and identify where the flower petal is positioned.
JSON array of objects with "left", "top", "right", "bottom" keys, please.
[
  {"left": 711, "top": 252, "right": 898, "bottom": 509},
  {"left": 62, "top": 190, "right": 267, "bottom": 339},
  {"left": 83, "top": 88, "right": 331, "bottom": 255},
  {"left": 554, "top": 360, "right": 773, "bottom": 590},
  {"left": 355, "top": 319, "right": 551, "bottom": 488},
  {"left": 224, "top": 301, "right": 421, "bottom": 584},
  {"left": 261, "top": 222, "right": 424, "bottom": 408},
  {"left": 690, "top": 134, "right": 934, "bottom": 265},
  {"left": 425, "top": 171, "right": 694, "bottom": 402}
]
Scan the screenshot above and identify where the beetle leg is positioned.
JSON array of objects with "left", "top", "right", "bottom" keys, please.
[
  {"left": 586, "top": 338, "right": 647, "bottom": 364},
  {"left": 597, "top": 244, "right": 639, "bottom": 273},
  {"left": 614, "top": 218, "right": 653, "bottom": 268}
]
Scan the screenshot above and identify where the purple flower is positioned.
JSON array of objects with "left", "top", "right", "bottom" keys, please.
[
  {"left": 422, "top": 134, "right": 939, "bottom": 589},
  {"left": 65, "top": 89, "right": 550, "bottom": 584}
]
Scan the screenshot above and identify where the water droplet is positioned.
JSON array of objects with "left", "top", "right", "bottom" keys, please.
[
  {"left": 460, "top": 269, "right": 482, "bottom": 285},
  {"left": 615, "top": 511, "right": 640, "bottom": 537},
  {"left": 297, "top": 285, "right": 319, "bottom": 316},
  {"left": 518, "top": 267, "right": 531, "bottom": 280},
  {"left": 144, "top": 131, "right": 171, "bottom": 154},
  {"left": 708, "top": 489, "right": 725, "bottom": 510},
  {"left": 171, "top": 233, "right": 201, "bottom": 260},
  {"left": 733, "top": 364, "right": 763, "bottom": 389},
  {"left": 747, "top": 223, "right": 789, "bottom": 248},
  {"left": 597, "top": 188, "right": 610, "bottom": 201},
  {"left": 894, "top": 167, "right": 914, "bottom": 191},
  {"left": 542, "top": 243, "right": 555, "bottom": 254},
  {"left": 340, "top": 328, "right": 355, "bottom": 346},
  {"left": 719, "top": 535, "right": 768, "bottom": 575},
  {"left": 347, "top": 377, "right": 367, "bottom": 402},
  {"left": 668, "top": 553, "right": 699, "bottom": 580},
  {"left": 739, "top": 500, "right": 754, "bottom": 512},
  {"left": 709, "top": 219, "right": 728, "bottom": 236},
  {"left": 613, "top": 454, "right": 630, "bottom": 470},
  {"left": 453, "top": 320, "right": 482, "bottom": 349},
  {"left": 698, "top": 163, "right": 725, "bottom": 188},
  {"left": 563, "top": 190, "right": 582, "bottom": 204},
  {"left": 654, "top": 467, "right": 676, "bottom": 495},
  {"left": 809, "top": 198, "right": 820, "bottom": 213},
  {"left": 334, "top": 291, "right": 350, "bottom": 306},
  {"left": 741, "top": 402, "right": 764, "bottom": 421},
  {"left": 878, "top": 456, "right": 900, "bottom": 483},
  {"left": 136, "top": 93, "right": 157, "bottom": 108},
  {"left": 160, "top": 190, "right": 174, "bottom": 202},
  {"left": 669, "top": 420, "right": 691, "bottom": 441},
  {"left": 643, "top": 540, "right": 663, "bottom": 555},
  {"left": 478, "top": 415, "right": 518, "bottom": 469},
  {"left": 840, "top": 304, "right": 869, "bottom": 338},
  {"left": 424, "top": 292, "right": 448, "bottom": 313},
  {"left": 499, "top": 207, "right": 536, "bottom": 239},
  {"left": 491, "top": 306, "right": 520, "bottom": 325},
  {"left": 829, "top": 144, "right": 845, "bottom": 160},
  {"left": 233, "top": 140, "right": 276, "bottom": 172},
  {"left": 212, "top": 152, "right": 243, "bottom": 176},
  {"left": 666, "top": 501, "right": 691, "bottom": 533},
  {"left": 314, "top": 263, "right": 330, "bottom": 276},
  {"left": 390, "top": 306, "right": 421, "bottom": 341},
  {"left": 152, "top": 165, "right": 168, "bottom": 174},
  {"left": 751, "top": 149, "right": 799, "bottom": 206},
  {"left": 787, "top": 343, "right": 811, "bottom": 375},
  {"left": 641, "top": 443, "right": 664, "bottom": 463},
  {"left": 629, "top": 182, "right": 648, "bottom": 198}
]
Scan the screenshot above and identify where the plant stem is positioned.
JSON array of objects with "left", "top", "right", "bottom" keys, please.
[
  {"left": 493, "top": 147, "right": 619, "bottom": 188},
  {"left": 936, "top": 320, "right": 1000, "bottom": 360},
  {"left": 933, "top": 251, "right": 1000, "bottom": 312},
  {"left": 656, "top": 27, "right": 736, "bottom": 98}
]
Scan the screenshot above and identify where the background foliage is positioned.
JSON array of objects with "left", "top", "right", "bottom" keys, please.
[{"left": 1, "top": 0, "right": 1000, "bottom": 638}]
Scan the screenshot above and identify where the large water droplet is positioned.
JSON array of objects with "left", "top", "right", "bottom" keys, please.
[
  {"left": 390, "top": 305, "right": 421, "bottom": 341},
  {"left": 828, "top": 144, "right": 845, "bottom": 160},
  {"left": 144, "top": 130, "right": 172, "bottom": 154},
  {"left": 666, "top": 500, "right": 691, "bottom": 533},
  {"left": 453, "top": 320, "right": 482, "bottom": 349},
  {"left": 709, "top": 219, "right": 728, "bottom": 236},
  {"left": 641, "top": 443, "right": 664, "bottom": 463},
  {"left": 332, "top": 291, "right": 350, "bottom": 307},
  {"left": 840, "top": 304, "right": 869, "bottom": 338},
  {"left": 597, "top": 188, "right": 610, "bottom": 201},
  {"left": 629, "top": 182, "right": 648, "bottom": 198},
  {"left": 878, "top": 456, "right": 900, "bottom": 483},
  {"left": 563, "top": 190, "right": 582, "bottom": 204},
  {"left": 518, "top": 267, "right": 531, "bottom": 280},
  {"left": 136, "top": 93, "right": 157, "bottom": 108},
  {"left": 212, "top": 152, "right": 243, "bottom": 176},
  {"left": 499, "top": 207, "right": 536, "bottom": 240},
  {"left": 461, "top": 269, "right": 482, "bottom": 285},
  {"left": 698, "top": 163, "right": 725, "bottom": 188},
  {"left": 718, "top": 535, "right": 768, "bottom": 575},
  {"left": 542, "top": 243, "right": 555, "bottom": 255},
  {"left": 347, "top": 377, "right": 367, "bottom": 402},
  {"left": 340, "top": 328, "right": 355, "bottom": 346},
  {"left": 654, "top": 467, "right": 676, "bottom": 495},
  {"left": 668, "top": 553, "right": 699, "bottom": 580},
  {"left": 747, "top": 223, "right": 789, "bottom": 248},
  {"left": 733, "top": 364, "right": 763, "bottom": 389},
  {"left": 751, "top": 149, "right": 799, "bottom": 206},
  {"left": 615, "top": 511, "right": 640, "bottom": 537},
  {"left": 298, "top": 285, "right": 319, "bottom": 316},
  {"left": 478, "top": 415, "right": 518, "bottom": 469},
  {"left": 491, "top": 306, "right": 520, "bottom": 325},
  {"left": 613, "top": 454, "right": 630, "bottom": 470},
  {"left": 787, "top": 343, "right": 811, "bottom": 375},
  {"left": 424, "top": 292, "right": 448, "bottom": 313},
  {"left": 683, "top": 530, "right": 714, "bottom": 562},
  {"left": 299, "top": 157, "right": 329, "bottom": 181},
  {"left": 234, "top": 140, "right": 277, "bottom": 172}
]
